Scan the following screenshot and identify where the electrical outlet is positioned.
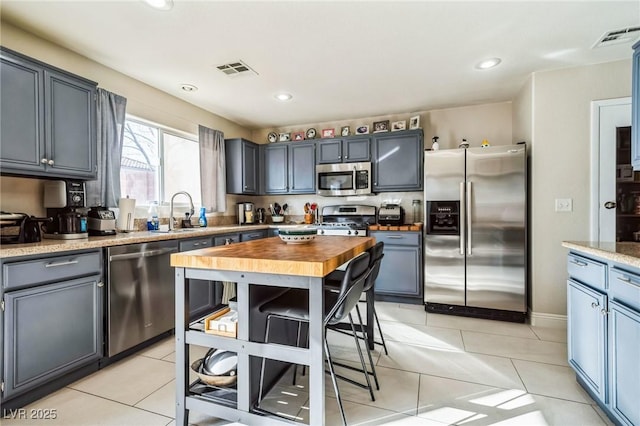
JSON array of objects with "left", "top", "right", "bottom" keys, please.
[{"left": 555, "top": 198, "right": 573, "bottom": 212}]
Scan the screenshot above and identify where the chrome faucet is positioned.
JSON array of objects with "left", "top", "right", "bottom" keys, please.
[{"left": 169, "top": 191, "right": 195, "bottom": 231}]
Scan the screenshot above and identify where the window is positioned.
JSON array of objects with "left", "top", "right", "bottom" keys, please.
[{"left": 120, "top": 117, "right": 201, "bottom": 207}]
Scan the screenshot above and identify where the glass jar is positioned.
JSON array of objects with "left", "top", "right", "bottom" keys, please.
[{"left": 412, "top": 200, "right": 422, "bottom": 224}]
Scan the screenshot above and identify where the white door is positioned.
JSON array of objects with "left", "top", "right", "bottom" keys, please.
[{"left": 591, "top": 98, "right": 631, "bottom": 242}]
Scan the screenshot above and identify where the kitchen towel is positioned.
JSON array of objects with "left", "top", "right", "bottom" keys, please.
[{"left": 117, "top": 197, "right": 136, "bottom": 231}]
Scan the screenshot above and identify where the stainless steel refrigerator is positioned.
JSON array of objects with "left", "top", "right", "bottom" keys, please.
[{"left": 423, "top": 145, "right": 527, "bottom": 320}]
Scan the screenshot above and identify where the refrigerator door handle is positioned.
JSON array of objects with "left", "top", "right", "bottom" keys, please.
[
  {"left": 460, "top": 182, "right": 466, "bottom": 255},
  {"left": 467, "top": 181, "right": 472, "bottom": 255}
]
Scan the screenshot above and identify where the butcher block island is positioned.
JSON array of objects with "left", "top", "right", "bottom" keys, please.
[{"left": 171, "top": 235, "right": 375, "bottom": 426}]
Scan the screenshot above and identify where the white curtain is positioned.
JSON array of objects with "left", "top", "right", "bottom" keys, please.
[
  {"left": 85, "top": 89, "right": 127, "bottom": 208},
  {"left": 199, "top": 125, "right": 226, "bottom": 212}
]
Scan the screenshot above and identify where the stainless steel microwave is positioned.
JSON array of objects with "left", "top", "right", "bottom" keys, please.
[{"left": 316, "top": 162, "right": 372, "bottom": 196}]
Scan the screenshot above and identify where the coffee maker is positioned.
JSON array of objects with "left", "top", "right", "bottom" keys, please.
[
  {"left": 237, "top": 202, "right": 255, "bottom": 225},
  {"left": 43, "top": 180, "right": 89, "bottom": 239}
]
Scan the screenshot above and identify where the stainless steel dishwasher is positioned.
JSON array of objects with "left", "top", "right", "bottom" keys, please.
[{"left": 106, "top": 240, "right": 178, "bottom": 356}]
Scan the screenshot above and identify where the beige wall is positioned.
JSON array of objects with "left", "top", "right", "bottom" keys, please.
[
  {"left": 528, "top": 59, "right": 631, "bottom": 319},
  {"left": 0, "top": 20, "right": 251, "bottom": 216},
  {"left": 252, "top": 102, "right": 512, "bottom": 150}
]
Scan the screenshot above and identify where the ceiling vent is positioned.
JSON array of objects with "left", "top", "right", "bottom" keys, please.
[
  {"left": 216, "top": 60, "right": 258, "bottom": 78},
  {"left": 593, "top": 27, "right": 640, "bottom": 48}
]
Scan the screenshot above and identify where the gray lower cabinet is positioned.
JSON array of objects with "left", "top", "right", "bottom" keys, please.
[
  {"left": 1, "top": 250, "right": 103, "bottom": 401},
  {"left": 371, "top": 129, "right": 423, "bottom": 192},
  {"left": 240, "top": 230, "right": 268, "bottom": 241},
  {"left": 262, "top": 141, "right": 315, "bottom": 194},
  {"left": 0, "top": 46, "right": 97, "bottom": 179},
  {"left": 369, "top": 231, "right": 423, "bottom": 302},
  {"left": 567, "top": 279, "right": 607, "bottom": 401},
  {"left": 566, "top": 250, "right": 640, "bottom": 426},
  {"left": 225, "top": 138, "right": 259, "bottom": 195},
  {"left": 179, "top": 237, "right": 219, "bottom": 320}
]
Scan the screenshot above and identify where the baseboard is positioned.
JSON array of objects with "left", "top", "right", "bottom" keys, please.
[{"left": 528, "top": 311, "right": 567, "bottom": 328}]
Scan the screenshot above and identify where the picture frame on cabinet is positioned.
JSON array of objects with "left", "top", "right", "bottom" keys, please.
[
  {"left": 392, "top": 120, "right": 406, "bottom": 131},
  {"left": 292, "top": 131, "right": 305, "bottom": 141},
  {"left": 322, "top": 128, "right": 335, "bottom": 138},
  {"left": 306, "top": 128, "right": 317, "bottom": 139},
  {"left": 279, "top": 133, "right": 291, "bottom": 142},
  {"left": 341, "top": 126, "right": 350, "bottom": 136},
  {"left": 356, "top": 125, "right": 369, "bottom": 135},
  {"left": 409, "top": 115, "right": 420, "bottom": 129},
  {"left": 373, "top": 120, "right": 390, "bottom": 133},
  {"left": 267, "top": 132, "right": 278, "bottom": 143}
]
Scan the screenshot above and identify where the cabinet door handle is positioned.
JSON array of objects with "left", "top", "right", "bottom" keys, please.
[
  {"left": 591, "top": 302, "right": 599, "bottom": 309},
  {"left": 97, "top": 281, "right": 104, "bottom": 288},
  {"left": 48, "top": 159, "right": 55, "bottom": 166},
  {"left": 569, "top": 259, "right": 588, "bottom": 267},
  {"left": 41, "top": 158, "right": 48, "bottom": 164},
  {"left": 616, "top": 275, "right": 631, "bottom": 283},
  {"left": 600, "top": 309, "right": 608, "bottom": 316},
  {"left": 387, "top": 235, "right": 404, "bottom": 239},
  {"left": 45, "top": 259, "right": 78, "bottom": 268}
]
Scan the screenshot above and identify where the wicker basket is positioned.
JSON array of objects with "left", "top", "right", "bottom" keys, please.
[{"left": 191, "top": 358, "right": 237, "bottom": 387}]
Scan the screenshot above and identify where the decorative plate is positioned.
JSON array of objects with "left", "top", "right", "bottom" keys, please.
[
  {"left": 267, "top": 132, "right": 278, "bottom": 143},
  {"left": 306, "top": 128, "right": 317, "bottom": 139}
]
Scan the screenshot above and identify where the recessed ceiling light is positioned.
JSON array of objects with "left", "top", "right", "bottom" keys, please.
[
  {"left": 275, "top": 93, "right": 293, "bottom": 101},
  {"left": 180, "top": 84, "right": 198, "bottom": 92},
  {"left": 144, "top": 0, "right": 173, "bottom": 11},
  {"left": 476, "top": 58, "right": 502, "bottom": 70}
]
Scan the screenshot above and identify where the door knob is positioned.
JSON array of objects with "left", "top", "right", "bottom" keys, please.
[{"left": 604, "top": 201, "right": 617, "bottom": 209}]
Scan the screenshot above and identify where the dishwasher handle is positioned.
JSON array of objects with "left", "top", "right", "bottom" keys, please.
[{"left": 109, "top": 247, "right": 178, "bottom": 262}]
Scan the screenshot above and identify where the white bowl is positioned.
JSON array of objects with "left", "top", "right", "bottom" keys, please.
[
  {"left": 272, "top": 216, "right": 285, "bottom": 223},
  {"left": 278, "top": 227, "right": 317, "bottom": 244}
]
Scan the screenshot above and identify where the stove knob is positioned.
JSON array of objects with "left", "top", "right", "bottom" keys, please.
[
  {"left": 320, "top": 229, "right": 325, "bottom": 235},
  {"left": 354, "top": 230, "right": 359, "bottom": 236},
  {"left": 347, "top": 230, "right": 352, "bottom": 235}
]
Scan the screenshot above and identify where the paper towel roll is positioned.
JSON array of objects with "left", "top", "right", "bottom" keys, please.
[{"left": 117, "top": 197, "right": 136, "bottom": 231}]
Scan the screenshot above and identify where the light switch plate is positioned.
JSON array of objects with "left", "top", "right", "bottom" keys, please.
[{"left": 555, "top": 198, "right": 573, "bottom": 212}]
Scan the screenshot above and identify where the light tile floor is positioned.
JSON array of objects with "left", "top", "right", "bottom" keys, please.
[{"left": 3, "top": 302, "right": 613, "bottom": 426}]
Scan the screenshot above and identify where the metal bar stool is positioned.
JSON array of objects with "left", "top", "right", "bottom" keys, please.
[
  {"left": 257, "top": 251, "right": 372, "bottom": 426},
  {"left": 325, "top": 241, "right": 387, "bottom": 389}
]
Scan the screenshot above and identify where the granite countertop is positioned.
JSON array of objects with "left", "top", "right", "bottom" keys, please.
[
  {"left": 0, "top": 224, "right": 277, "bottom": 259},
  {"left": 562, "top": 241, "right": 640, "bottom": 268}
]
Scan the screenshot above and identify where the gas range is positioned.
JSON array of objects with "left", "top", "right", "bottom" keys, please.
[{"left": 316, "top": 205, "right": 376, "bottom": 236}]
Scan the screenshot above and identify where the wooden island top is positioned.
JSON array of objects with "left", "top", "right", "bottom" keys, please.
[{"left": 171, "top": 235, "right": 375, "bottom": 277}]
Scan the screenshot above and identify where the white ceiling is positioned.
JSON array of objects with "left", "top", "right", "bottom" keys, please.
[{"left": 2, "top": 1, "right": 639, "bottom": 129}]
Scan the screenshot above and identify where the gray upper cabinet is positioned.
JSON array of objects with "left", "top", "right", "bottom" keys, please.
[
  {"left": 263, "top": 143, "right": 288, "bottom": 194},
  {"left": 263, "top": 141, "right": 315, "bottom": 194},
  {"left": 632, "top": 41, "right": 640, "bottom": 170},
  {"left": 372, "top": 129, "right": 424, "bottom": 192},
  {"left": 0, "top": 47, "right": 97, "bottom": 179},
  {"left": 289, "top": 141, "right": 315, "bottom": 193},
  {"left": 225, "top": 138, "right": 259, "bottom": 195},
  {"left": 316, "top": 137, "right": 370, "bottom": 163}
]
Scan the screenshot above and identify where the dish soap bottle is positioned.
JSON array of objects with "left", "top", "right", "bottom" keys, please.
[
  {"left": 431, "top": 136, "right": 440, "bottom": 151},
  {"left": 147, "top": 201, "right": 159, "bottom": 230},
  {"left": 198, "top": 207, "right": 208, "bottom": 227}
]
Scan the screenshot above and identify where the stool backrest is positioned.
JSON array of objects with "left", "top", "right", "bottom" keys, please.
[
  {"left": 362, "top": 242, "right": 384, "bottom": 293},
  {"left": 325, "top": 251, "right": 370, "bottom": 326}
]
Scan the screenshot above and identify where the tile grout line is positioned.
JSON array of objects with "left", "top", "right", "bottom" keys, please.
[{"left": 63, "top": 387, "right": 175, "bottom": 421}]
